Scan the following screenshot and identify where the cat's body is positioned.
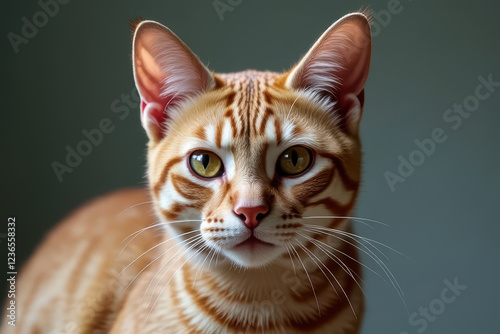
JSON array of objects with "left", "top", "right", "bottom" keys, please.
[{"left": 3, "top": 12, "right": 372, "bottom": 333}]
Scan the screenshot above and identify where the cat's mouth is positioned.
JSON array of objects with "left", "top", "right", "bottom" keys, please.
[
  {"left": 223, "top": 234, "right": 282, "bottom": 267},
  {"left": 233, "top": 235, "right": 275, "bottom": 250}
]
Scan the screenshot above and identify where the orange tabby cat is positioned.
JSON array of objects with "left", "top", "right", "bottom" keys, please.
[{"left": 3, "top": 12, "right": 372, "bottom": 333}]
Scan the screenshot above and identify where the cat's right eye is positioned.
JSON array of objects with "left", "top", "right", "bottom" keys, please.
[{"left": 189, "top": 151, "right": 224, "bottom": 178}]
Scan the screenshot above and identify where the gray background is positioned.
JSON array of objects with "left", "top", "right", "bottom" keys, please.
[{"left": 2, "top": 0, "right": 499, "bottom": 333}]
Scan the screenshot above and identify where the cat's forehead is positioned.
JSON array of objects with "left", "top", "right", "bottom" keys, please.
[
  {"left": 201, "top": 70, "right": 320, "bottom": 147},
  {"left": 215, "top": 70, "right": 284, "bottom": 142}
]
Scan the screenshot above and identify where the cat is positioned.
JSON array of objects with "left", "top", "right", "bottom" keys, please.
[{"left": 2, "top": 11, "right": 373, "bottom": 334}]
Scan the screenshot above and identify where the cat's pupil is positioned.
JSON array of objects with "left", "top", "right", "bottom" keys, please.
[
  {"left": 291, "top": 149, "right": 298, "bottom": 167},
  {"left": 202, "top": 155, "right": 210, "bottom": 169}
]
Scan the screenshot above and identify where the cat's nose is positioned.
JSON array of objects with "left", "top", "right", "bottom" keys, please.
[{"left": 234, "top": 205, "right": 269, "bottom": 230}]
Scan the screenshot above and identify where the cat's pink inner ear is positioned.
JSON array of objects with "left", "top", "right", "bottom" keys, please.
[
  {"left": 132, "top": 21, "right": 214, "bottom": 142},
  {"left": 286, "top": 13, "right": 372, "bottom": 134},
  {"left": 140, "top": 101, "right": 164, "bottom": 140}
]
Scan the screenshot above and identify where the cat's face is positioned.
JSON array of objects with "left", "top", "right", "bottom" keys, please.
[{"left": 132, "top": 14, "right": 371, "bottom": 269}]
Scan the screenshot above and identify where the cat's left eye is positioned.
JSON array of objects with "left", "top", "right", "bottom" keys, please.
[
  {"left": 189, "top": 151, "right": 224, "bottom": 178},
  {"left": 277, "top": 146, "right": 313, "bottom": 177}
]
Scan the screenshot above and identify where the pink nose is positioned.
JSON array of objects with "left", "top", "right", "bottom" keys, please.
[{"left": 234, "top": 205, "right": 269, "bottom": 229}]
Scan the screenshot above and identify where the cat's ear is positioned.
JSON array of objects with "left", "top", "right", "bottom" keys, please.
[
  {"left": 132, "top": 21, "right": 215, "bottom": 142},
  {"left": 286, "top": 13, "right": 372, "bottom": 134}
]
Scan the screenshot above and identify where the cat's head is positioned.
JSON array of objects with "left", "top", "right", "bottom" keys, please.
[{"left": 132, "top": 13, "right": 371, "bottom": 269}]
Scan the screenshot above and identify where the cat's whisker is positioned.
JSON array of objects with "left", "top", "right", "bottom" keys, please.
[
  {"left": 192, "top": 245, "right": 213, "bottom": 289},
  {"left": 144, "top": 239, "right": 207, "bottom": 326},
  {"left": 298, "top": 232, "right": 369, "bottom": 302},
  {"left": 143, "top": 234, "right": 203, "bottom": 294},
  {"left": 296, "top": 241, "right": 341, "bottom": 301},
  {"left": 146, "top": 236, "right": 206, "bottom": 305},
  {"left": 117, "top": 219, "right": 204, "bottom": 261},
  {"left": 309, "top": 225, "right": 408, "bottom": 259},
  {"left": 299, "top": 232, "right": 357, "bottom": 279},
  {"left": 304, "top": 226, "right": 407, "bottom": 310},
  {"left": 117, "top": 200, "right": 154, "bottom": 218},
  {"left": 285, "top": 245, "right": 297, "bottom": 274},
  {"left": 118, "top": 219, "right": 162, "bottom": 255},
  {"left": 305, "top": 226, "right": 397, "bottom": 286},
  {"left": 214, "top": 246, "right": 222, "bottom": 267},
  {"left": 303, "top": 216, "right": 373, "bottom": 230},
  {"left": 120, "top": 229, "right": 199, "bottom": 275},
  {"left": 288, "top": 241, "right": 321, "bottom": 316},
  {"left": 302, "top": 216, "right": 390, "bottom": 228},
  {"left": 206, "top": 245, "right": 220, "bottom": 272},
  {"left": 310, "top": 239, "right": 368, "bottom": 302},
  {"left": 122, "top": 233, "right": 201, "bottom": 294},
  {"left": 310, "top": 226, "right": 390, "bottom": 262},
  {"left": 301, "top": 231, "right": 387, "bottom": 283},
  {"left": 295, "top": 240, "right": 358, "bottom": 319},
  {"left": 142, "top": 235, "right": 203, "bottom": 305},
  {"left": 120, "top": 219, "right": 202, "bottom": 246},
  {"left": 349, "top": 233, "right": 408, "bottom": 260}
]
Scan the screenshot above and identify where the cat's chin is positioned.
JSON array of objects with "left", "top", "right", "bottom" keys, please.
[{"left": 222, "top": 237, "right": 283, "bottom": 268}]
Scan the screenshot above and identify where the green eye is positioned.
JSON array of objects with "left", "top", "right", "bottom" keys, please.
[
  {"left": 190, "top": 151, "right": 223, "bottom": 178},
  {"left": 278, "top": 146, "right": 312, "bottom": 176}
]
